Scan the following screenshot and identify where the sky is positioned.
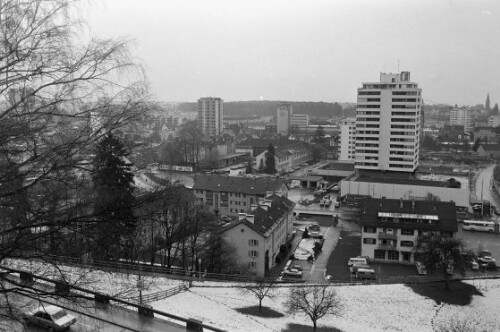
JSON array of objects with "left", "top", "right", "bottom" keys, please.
[{"left": 83, "top": 0, "right": 500, "bottom": 106}]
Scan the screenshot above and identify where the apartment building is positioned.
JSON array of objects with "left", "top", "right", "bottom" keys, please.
[
  {"left": 488, "top": 115, "right": 500, "bottom": 128},
  {"left": 360, "top": 198, "right": 458, "bottom": 264},
  {"left": 355, "top": 72, "right": 422, "bottom": 173},
  {"left": 221, "top": 194, "right": 295, "bottom": 277},
  {"left": 339, "top": 118, "right": 356, "bottom": 161},
  {"left": 290, "top": 114, "right": 309, "bottom": 127},
  {"left": 450, "top": 109, "right": 472, "bottom": 134},
  {"left": 198, "top": 97, "right": 224, "bottom": 136},
  {"left": 192, "top": 174, "right": 288, "bottom": 217},
  {"left": 277, "top": 103, "right": 292, "bottom": 136}
]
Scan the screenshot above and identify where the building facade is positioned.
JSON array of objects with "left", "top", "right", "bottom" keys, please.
[
  {"left": 198, "top": 97, "right": 224, "bottom": 136},
  {"left": 488, "top": 115, "right": 500, "bottom": 128},
  {"left": 450, "top": 109, "right": 472, "bottom": 134},
  {"left": 192, "top": 174, "right": 288, "bottom": 216},
  {"left": 290, "top": 114, "right": 309, "bottom": 127},
  {"left": 221, "top": 194, "right": 295, "bottom": 277},
  {"left": 276, "top": 103, "right": 292, "bottom": 136},
  {"left": 339, "top": 118, "right": 356, "bottom": 161},
  {"left": 360, "top": 198, "right": 458, "bottom": 264},
  {"left": 355, "top": 72, "right": 422, "bottom": 173}
]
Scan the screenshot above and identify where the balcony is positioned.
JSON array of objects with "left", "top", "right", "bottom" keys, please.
[{"left": 378, "top": 232, "right": 397, "bottom": 240}]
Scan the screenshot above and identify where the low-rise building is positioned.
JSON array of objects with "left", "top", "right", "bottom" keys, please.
[
  {"left": 477, "top": 144, "right": 500, "bottom": 158},
  {"left": 360, "top": 198, "right": 458, "bottom": 264},
  {"left": 221, "top": 194, "right": 295, "bottom": 276},
  {"left": 473, "top": 127, "right": 497, "bottom": 143},
  {"left": 192, "top": 174, "right": 288, "bottom": 216}
]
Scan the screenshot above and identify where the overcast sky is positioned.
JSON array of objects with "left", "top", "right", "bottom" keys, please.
[{"left": 84, "top": 0, "right": 500, "bottom": 106}]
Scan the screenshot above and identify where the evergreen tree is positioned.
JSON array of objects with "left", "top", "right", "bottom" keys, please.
[
  {"left": 486, "top": 93, "right": 491, "bottom": 111},
  {"left": 246, "top": 155, "right": 253, "bottom": 174},
  {"left": 493, "top": 103, "right": 499, "bottom": 115},
  {"left": 265, "top": 143, "right": 277, "bottom": 174},
  {"left": 92, "top": 133, "right": 136, "bottom": 259}
]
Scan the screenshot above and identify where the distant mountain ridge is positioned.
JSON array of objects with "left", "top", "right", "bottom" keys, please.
[{"left": 177, "top": 100, "right": 355, "bottom": 118}]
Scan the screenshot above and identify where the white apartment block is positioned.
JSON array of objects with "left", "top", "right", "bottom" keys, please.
[
  {"left": 198, "top": 97, "right": 223, "bottom": 136},
  {"left": 340, "top": 118, "right": 356, "bottom": 161},
  {"left": 277, "top": 103, "right": 292, "bottom": 136},
  {"left": 290, "top": 114, "right": 309, "bottom": 127},
  {"left": 450, "top": 109, "right": 472, "bottom": 134},
  {"left": 355, "top": 72, "right": 422, "bottom": 173}
]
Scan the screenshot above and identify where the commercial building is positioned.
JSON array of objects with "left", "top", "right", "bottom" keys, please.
[
  {"left": 355, "top": 72, "right": 422, "bottom": 173},
  {"left": 360, "top": 198, "right": 458, "bottom": 264},
  {"left": 339, "top": 118, "right": 356, "bottom": 161},
  {"left": 221, "top": 194, "right": 295, "bottom": 277},
  {"left": 276, "top": 103, "right": 292, "bottom": 136},
  {"left": 192, "top": 174, "right": 288, "bottom": 216},
  {"left": 290, "top": 114, "right": 309, "bottom": 127},
  {"left": 198, "top": 97, "right": 224, "bottom": 136},
  {"left": 450, "top": 109, "right": 472, "bottom": 134}
]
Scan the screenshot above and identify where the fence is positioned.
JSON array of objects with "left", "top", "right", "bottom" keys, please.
[{"left": 125, "top": 283, "right": 189, "bottom": 303}]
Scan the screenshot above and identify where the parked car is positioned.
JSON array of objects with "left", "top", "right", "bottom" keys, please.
[
  {"left": 289, "top": 264, "right": 303, "bottom": 272},
  {"left": 355, "top": 268, "right": 377, "bottom": 280},
  {"left": 334, "top": 200, "right": 340, "bottom": 208},
  {"left": 323, "top": 194, "right": 331, "bottom": 200},
  {"left": 324, "top": 199, "right": 331, "bottom": 207},
  {"left": 350, "top": 264, "right": 370, "bottom": 274},
  {"left": 415, "top": 261, "right": 427, "bottom": 275},
  {"left": 348, "top": 257, "right": 368, "bottom": 267},
  {"left": 283, "top": 268, "right": 303, "bottom": 277},
  {"left": 468, "top": 259, "right": 479, "bottom": 271},
  {"left": 478, "top": 250, "right": 497, "bottom": 268},
  {"left": 319, "top": 199, "right": 325, "bottom": 207},
  {"left": 23, "top": 305, "right": 77, "bottom": 331}
]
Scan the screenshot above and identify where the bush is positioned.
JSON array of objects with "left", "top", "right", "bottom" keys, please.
[{"left": 302, "top": 229, "right": 309, "bottom": 239}]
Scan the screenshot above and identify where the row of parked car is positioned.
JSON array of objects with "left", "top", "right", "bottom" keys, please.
[
  {"left": 348, "top": 256, "right": 377, "bottom": 280},
  {"left": 415, "top": 250, "right": 497, "bottom": 276}
]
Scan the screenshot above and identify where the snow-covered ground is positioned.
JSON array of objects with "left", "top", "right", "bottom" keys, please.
[
  {"left": 5, "top": 259, "right": 500, "bottom": 331},
  {"left": 153, "top": 280, "right": 500, "bottom": 332}
]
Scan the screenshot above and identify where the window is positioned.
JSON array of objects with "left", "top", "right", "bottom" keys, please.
[
  {"left": 249, "top": 250, "right": 258, "bottom": 258},
  {"left": 401, "top": 229, "right": 414, "bottom": 235},
  {"left": 363, "top": 226, "right": 376, "bottom": 233},
  {"left": 374, "top": 250, "right": 385, "bottom": 259},
  {"left": 248, "top": 262, "right": 257, "bottom": 268},
  {"left": 363, "top": 238, "right": 376, "bottom": 245},
  {"left": 249, "top": 239, "right": 259, "bottom": 246},
  {"left": 241, "top": 229, "right": 244, "bottom": 233},
  {"left": 400, "top": 241, "right": 414, "bottom": 247},
  {"left": 388, "top": 251, "right": 399, "bottom": 261}
]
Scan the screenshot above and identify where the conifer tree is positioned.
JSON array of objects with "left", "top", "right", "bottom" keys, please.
[
  {"left": 265, "top": 143, "right": 277, "bottom": 174},
  {"left": 92, "top": 133, "right": 137, "bottom": 259}
]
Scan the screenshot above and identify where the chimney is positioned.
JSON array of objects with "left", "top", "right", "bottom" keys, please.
[
  {"left": 246, "top": 214, "right": 255, "bottom": 224},
  {"left": 400, "top": 199, "right": 403, "bottom": 209},
  {"left": 238, "top": 213, "right": 246, "bottom": 221},
  {"left": 251, "top": 204, "right": 258, "bottom": 211}
]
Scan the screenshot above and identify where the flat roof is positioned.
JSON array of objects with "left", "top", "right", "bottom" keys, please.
[
  {"left": 320, "top": 162, "right": 355, "bottom": 172},
  {"left": 354, "top": 174, "right": 449, "bottom": 188}
]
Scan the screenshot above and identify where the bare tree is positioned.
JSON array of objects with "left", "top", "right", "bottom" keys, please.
[
  {"left": 240, "top": 278, "right": 276, "bottom": 313},
  {"left": 0, "top": 0, "right": 147, "bottom": 326},
  {"left": 284, "top": 285, "right": 343, "bottom": 331}
]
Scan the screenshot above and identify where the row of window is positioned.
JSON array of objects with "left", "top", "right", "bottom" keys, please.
[
  {"left": 357, "top": 118, "right": 380, "bottom": 122},
  {"left": 392, "top": 98, "right": 418, "bottom": 102},
  {"left": 389, "top": 164, "right": 414, "bottom": 169},
  {"left": 356, "top": 111, "right": 380, "bottom": 115},
  {"left": 391, "top": 118, "right": 416, "bottom": 122},
  {"left": 357, "top": 130, "right": 380, "bottom": 135},
  {"left": 359, "top": 91, "right": 381, "bottom": 95},
  {"left": 392, "top": 91, "right": 419, "bottom": 96},
  {"left": 391, "top": 125, "right": 415, "bottom": 129},
  {"left": 363, "top": 238, "right": 415, "bottom": 247},
  {"left": 357, "top": 123, "right": 380, "bottom": 128},
  {"left": 364, "top": 227, "right": 417, "bottom": 236},
  {"left": 357, "top": 104, "right": 381, "bottom": 108},
  {"left": 391, "top": 105, "right": 419, "bottom": 109},
  {"left": 391, "top": 112, "right": 417, "bottom": 116},
  {"left": 356, "top": 143, "right": 379, "bottom": 148},
  {"left": 390, "top": 137, "right": 415, "bottom": 142}
]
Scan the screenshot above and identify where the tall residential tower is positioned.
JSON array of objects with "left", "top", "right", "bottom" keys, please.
[
  {"left": 355, "top": 72, "right": 422, "bottom": 173},
  {"left": 198, "top": 97, "right": 223, "bottom": 136}
]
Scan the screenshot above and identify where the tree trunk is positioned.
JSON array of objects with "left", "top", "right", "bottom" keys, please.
[
  {"left": 313, "top": 319, "right": 317, "bottom": 331},
  {"left": 259, "top": 298, "right": 262, "bottom": 312}
]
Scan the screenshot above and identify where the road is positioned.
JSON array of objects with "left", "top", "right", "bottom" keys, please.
[{"left": 474, "top": 164, "right": 500, "bottom": 209}]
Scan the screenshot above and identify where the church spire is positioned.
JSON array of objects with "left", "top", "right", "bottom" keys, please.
[{"left": 486, "top": 93, "right": 491, "bottom": 111}]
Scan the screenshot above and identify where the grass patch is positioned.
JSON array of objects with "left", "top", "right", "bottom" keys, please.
[
  {"left": 236, "top": 306, "right": 285, "bottom": 318},
  {"left": 281, "top": 323, "right": 343, "bottom": 332},
  {"left": 406, "top": 280, "right": 483, "bottom": 305}
]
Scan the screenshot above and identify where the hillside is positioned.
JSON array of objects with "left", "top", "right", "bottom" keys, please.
[{"left": 178, "top": 100, "right": 356, "bottom": 118}]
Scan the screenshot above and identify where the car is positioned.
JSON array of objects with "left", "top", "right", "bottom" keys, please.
[
  {"left": 478, "top": 250, "right": 497, "bottom": 268},
  {"left": 334, "top": 200, "right": 340, "bottom": 208},
  {"left": 319, "top": 199, "right": 325, "bottom": 206},
  {"left": 355, "top": 268, "right": 377, "bottom": 280},
  {"left": 469, "top": 259, "right": 479, "bottom": 271},
  {"left": 348, "top": 257, "right": 368, "bottom": 267},
  {"left": 350, "top": 264, "right": 370, "bottom": 274},
  {"left": 23, "top": 305, "right": 77, "bottom": 331},
  {"left": 415, "top": 261, "right": 427, "bottom": 275},
  {"left": 283, "top": 268, "right": 303, "bottom": 277},
  {"left": 324, "top": 200, "right": 332, "bottom": 207},
  {"left": 290, "top": 264, "right": 303, "bottom": 272}
]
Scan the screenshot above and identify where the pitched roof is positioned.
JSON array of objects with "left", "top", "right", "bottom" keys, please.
[
  {"left": 361, "top": 198, "right": 458, "bottom": 232},
  {"left": 221, "top": 194, "right": 295, "bottom": 236},
  {"left": 193, "top": 174, "right": 286, "bottom": 195}
]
